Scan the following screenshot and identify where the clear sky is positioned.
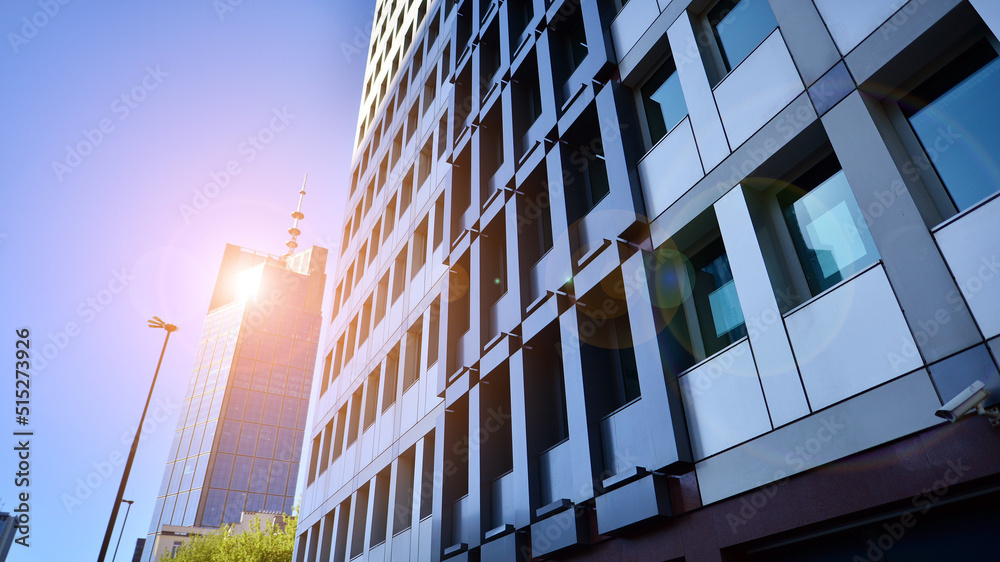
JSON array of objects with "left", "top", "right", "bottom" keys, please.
[{"left": 0, "top": 1, "right": 372, "bottom": 559}]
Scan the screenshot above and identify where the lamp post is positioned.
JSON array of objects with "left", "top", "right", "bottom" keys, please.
[
  {"left": 97, "top": 317, "right": 178, "bottom": 562},
  {"left": 112, "top": 499, "right": 134, "bottom": 562}
]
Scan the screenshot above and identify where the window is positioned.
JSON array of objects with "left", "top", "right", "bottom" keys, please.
[
  {"left": 427, "top": 298, "right": 441, "bottom": 366},
  {"left": 382, "top": 343, "right": 400, "bottom": 411},
  {"left": 508, "top": 0, "right": 534, "bottom": 52},
  {"left": 392, "top": 244, "right": 408, "bottom": 302},
  {"left": 578, "top": 278, "right": 641, "bottom": 415},
  {"left": 653, "top": 209, "right": 746, "bottom": 362},
  {"left": 563, "top": 106, "right": 609, "bottom": 223},
  {"left": 707, "top": 0, "right": 778, "bottom": 73},
  {"left": 437, "top": 111, "right": 449, "bottom": 158},
  {"left": 776, "top": 155, "right": 880, "bottom": 295},
  {"left": 363, "top": 370, "right": 379, "bottom": 430},
  {"left": 433, "top": 194, "right": 445, "bottom": 249},
  {"left": 639, "top": 55, "right": 687, "bottom": 146},
  {"left": 412, "top": 217, "right": 428, "bottom": 276},
  {"left": 903, "top": 38, "right": 1000, "bottom": 213},
  {"left": 688, "top": 237, "right": 746, "bottom": 357},
  {"left": 320, "top": 351, "right": 333, "bottom": 396},
  {"left": 402, "top": 320, "right": 423, "bottom": 391}
]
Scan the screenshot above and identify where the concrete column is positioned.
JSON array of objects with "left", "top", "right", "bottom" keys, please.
[
  {"left": 620, "top": 251, "right": 693, "bottom": 466},
  {"left": 715, "top": 185, "right": 810, "bottom": 427},
  {"left": 767, "top": 0, "right": 841, "bottom": 86},
  {"left": 558, "top": 308, "right": 599, "bottom": 501},
  {"left": 667, "top": 10, "right": 731, "bottom": 171},
  {"left": 823, "top": 91, "right": 981, "bottom": 362}
]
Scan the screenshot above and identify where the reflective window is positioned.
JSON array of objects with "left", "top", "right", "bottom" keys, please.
[
  {"left": 690, "top": 238, "right": 746, "bottom": 357},
  {"left": 224, "top": 491, "right": 247, "bottom": 524},
  {"left": 210, "top": 453, "right": 234, "bottom": 488},
  {"left": 202, "top": 488, "right": 226, "bottom": 527},
  {"left": 640, "top": 56, "right": 687, "bottom": 145},
  {"left": 906, "top": 39, "right": 1000, "bottom": 212},
  {"left": 778, "top": 156, "right": 880, "bottom": 295},
  {"left": 231, "top": 456, "right": 252, "bottom": 491},
  {"left": 708, "top": 0, "right": 778, "bottom": 72}
]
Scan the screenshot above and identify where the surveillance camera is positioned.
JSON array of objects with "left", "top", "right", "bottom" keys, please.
[{"left": 935, "top": 380, "right": 989, "bottom": 422}]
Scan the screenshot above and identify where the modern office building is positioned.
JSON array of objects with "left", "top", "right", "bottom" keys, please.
[
  {"left": 141, "top": 227, "right": 327, "bottom": 561},
  {"left": 297, "top": 0, "right": 1000, "bottom": 560}
]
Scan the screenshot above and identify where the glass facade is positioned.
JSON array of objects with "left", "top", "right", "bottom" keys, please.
[
  {"left": 148, "top": 302, "right": 243, "bottom": 532},
  {"left": 144, "top": 246, "right": 325, "bottom": 562}
]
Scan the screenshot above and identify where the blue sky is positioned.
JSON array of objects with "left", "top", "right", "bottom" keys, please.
[{"left": 0, "top": 1, "right": 372, "bottom": 559}]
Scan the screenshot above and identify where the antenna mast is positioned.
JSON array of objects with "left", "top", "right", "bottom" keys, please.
[{"left": 283, "top": 173, "right": 308, "bottom": 262}]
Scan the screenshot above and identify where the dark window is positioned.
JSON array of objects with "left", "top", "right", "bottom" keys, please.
[
  {"left": 640, "top": 55, "right": 687, "bottom": 146},
  {"left": 904, "top": 39, "right": 1000, "bottom": 212},
  {"left": 708, "top": 0, "right": 778, "bottom": 72}
]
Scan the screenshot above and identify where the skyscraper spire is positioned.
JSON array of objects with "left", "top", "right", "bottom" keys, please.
[{"left": 283, "top": 173, "right": 307, "bottom": 262}]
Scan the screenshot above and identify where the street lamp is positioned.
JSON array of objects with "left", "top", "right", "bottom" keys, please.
[
  {"left": 112, "top": 499, "right": 134, "bottom": 562},
  {"left": 97, "top": 317, "right": 178, "bottom": 562}
]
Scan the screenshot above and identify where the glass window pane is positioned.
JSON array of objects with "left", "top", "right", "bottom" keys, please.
[
  {"left": 224, "top": 491, "right": 247, "bottom": 524},
  {"left": 180, "top": 457, "right": 198, "bottom": 491},
  {"left": 193, "top": 453, "right": 210, "bottom": 486},
  {"left": 781, "top": 169, "right": 880, "bottom": 294},
  {"left": 265, "top": 495, "right": 285, "bottom": 512},
  {"left": 257, "top": 425, "right": 278, "bottom": 459},
  {"left": 276, "top": 428, "right": 295, "bottom": 461},
  {"left": 710, "top": 0, "right": 778, "bottom": 71},
  {"left": 250, "top": 459, "right": 271, "bottom": 493},
  {"left": 262, "top": 395, "right": 282, "bottom": 426},
  {"left": 642, "top": 58, "right": 687, "bottom": 144},
  {"left": 210, "top": 453, "right": 234, "bottom": 488},
  {"left": 183, "top": 490, "right": 201, "bottom": 526},
  {"left": 226, "top": 388, "right": 248, "bottom": 420},
  {"left": 245, "top": 392, "right": 265, "bottom": 423},
  {"left": 238, "top": 423, "right": 259, "bottom": 456},
  {"left": 172, "top": 492, "right": 189, "bottom": 526},
  {"left": 280, "top": 397, "right": 299, "bottom": 428},
  {"left": 158, "top": 462, "right": 175, "bottom": 496},
  {"left": 202, "top": 488, "right": 226, "bottom": 527},
  {"left": 908, "top": 48, "right": 1000, "bottom": 212},
  {"left": 161, "top": 494, "right": 177, "bottom": 527},
  {"left": 269, "top": 461, "right": 290, "bottom": 495},
  {"left": 219, "top": 420, "right": 239, "bottom": 454},
  {"left": 231, "top": 455, "right": 253, "bottom": 491},
  {"left": 246, "top": 493, "right": 266, "bottom": 513},
  {"left": 691, "top": 238, "right": 746, "bottom": 356}
]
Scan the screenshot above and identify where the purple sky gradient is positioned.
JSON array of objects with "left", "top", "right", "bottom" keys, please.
[{"left": 0, "top": 1, "right": 373, "bottom": 559}]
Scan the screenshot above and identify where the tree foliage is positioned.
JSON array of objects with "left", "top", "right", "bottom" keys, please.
[{"left": 164, "top": 513, "right": 297, "bottom": 562}]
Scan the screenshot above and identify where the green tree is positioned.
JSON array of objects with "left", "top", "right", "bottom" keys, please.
[{"left": 163, "top": 512, "right": 297, "bottom": 562}]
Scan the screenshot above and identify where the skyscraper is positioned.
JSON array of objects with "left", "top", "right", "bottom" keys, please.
[
  {"left": 298, "top": 0, "right": 1000, "bottom": 560},
  {"left": 141, "top": 239, "right": 327, "bottom": 561}
]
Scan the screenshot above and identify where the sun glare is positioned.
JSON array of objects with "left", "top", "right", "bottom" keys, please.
[{"left": 235, "top": 265, "right": 264, "bottom": 301}]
